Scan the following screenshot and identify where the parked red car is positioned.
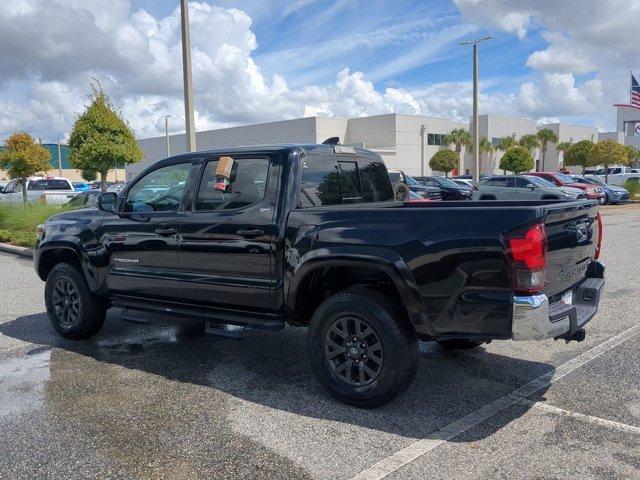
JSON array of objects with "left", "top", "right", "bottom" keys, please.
[{"left": 527, "top": 172, "right": 606, "bottom": 203}]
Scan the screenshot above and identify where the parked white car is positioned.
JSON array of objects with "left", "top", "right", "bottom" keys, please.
[{"left": 0, "top": 176, "right": 76, "bottom": 205}]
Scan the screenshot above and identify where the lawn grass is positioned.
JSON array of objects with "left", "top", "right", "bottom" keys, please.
[{"left": 0, "top": 203, "right": 69, "bottom": 248}]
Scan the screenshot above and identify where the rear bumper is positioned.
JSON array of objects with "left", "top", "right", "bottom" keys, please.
[{"left": 511, "top": 261, "right": 605, "bottom": 341}]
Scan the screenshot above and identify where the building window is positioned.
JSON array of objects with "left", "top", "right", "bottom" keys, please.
[
  {"left": 491, "top": 137, "right": 501, "bottom": 147},
  {"left": 427, "top": 133, "right": 446, "bottom": 146}
]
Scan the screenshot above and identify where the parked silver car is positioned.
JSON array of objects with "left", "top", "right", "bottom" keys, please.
[{"left": 475, "top": 175, "right": 586, "bottom": 201}]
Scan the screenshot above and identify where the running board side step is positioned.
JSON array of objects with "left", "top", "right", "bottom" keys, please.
[{"left": 112, "top": 296, "right": 286, "bottom": 331}]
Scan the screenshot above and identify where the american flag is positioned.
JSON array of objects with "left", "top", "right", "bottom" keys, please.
[{"left": 632, "top": 73, "right": 640, "bottom": 108}]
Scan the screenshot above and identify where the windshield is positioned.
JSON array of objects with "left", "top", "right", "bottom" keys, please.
[
  {"left": 554, "top": 173, "right": 576, "bottom": 184},
  {"left": 523, "top": 175, "right": 556, "bottom": 187},
  {"left": 403, "top": 174, "right": 422, "bottom": 187},
  {"left": 579, "top": 176, "right": 605, "bottom": 186},
  {"left": 27, "top": 179, "right": 72, "bottom": 191},
  {"left": 434, "top": 177, "right": 459, "bottom": 188}
]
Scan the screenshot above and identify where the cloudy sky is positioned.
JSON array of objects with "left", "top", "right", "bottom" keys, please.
[{"left": 1, "top": 0, "right": 638, "bottom": 142}]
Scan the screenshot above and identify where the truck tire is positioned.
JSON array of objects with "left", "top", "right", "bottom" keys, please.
[
  {"left": 437, "top": 339, "right": 483, "bottom": 349},
  {"left": 307, "top": 290, "right": 419, "bottom": 408},
  {"left": 44, "top": 263, "right": 107, "bottom": 339}
]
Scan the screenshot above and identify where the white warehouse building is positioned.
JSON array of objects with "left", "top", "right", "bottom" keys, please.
[{"left": 129, "top": 113, "right": 601, "bottom": 180}]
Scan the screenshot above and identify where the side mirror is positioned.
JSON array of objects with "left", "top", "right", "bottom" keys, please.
[
  {"left": 527, "top": 184, "right": 537, "bottom": 189},
  {"left": 97, "top": 192, "right": 117, "bottom": 213}
]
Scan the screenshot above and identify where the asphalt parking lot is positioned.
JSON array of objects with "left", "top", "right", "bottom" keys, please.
[{"left": 1, "top": 206, "right": 639, "bottom": 480}]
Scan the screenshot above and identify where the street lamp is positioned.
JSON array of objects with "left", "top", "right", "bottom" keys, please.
[
  {"left": 180, "top": 0, "right": 196, "bottom": 152},
  {"left": 165, "top": 115, "right": 171, "bottom": 157},
  {"left": 459, "top": 35, "right": 493, "bottom": 184}
]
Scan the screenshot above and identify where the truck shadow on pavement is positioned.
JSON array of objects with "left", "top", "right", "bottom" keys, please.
[{"left": 2, "top": 310, "right": 553, "bottom": 443}]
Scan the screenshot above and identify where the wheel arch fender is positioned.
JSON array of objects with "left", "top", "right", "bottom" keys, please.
[
  {"left": 286, "top": 246, "right": 432, "bottom": 336},
  {"left": 36, "top": 238, "right": 99, "bottom": 292}
]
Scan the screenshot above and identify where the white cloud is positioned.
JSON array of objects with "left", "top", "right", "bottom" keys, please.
[
  {"left": 0, "top": 0, "right": 636, "bottom": 143},
  {"left": 454, "top": 0, "right": 640, "bottom": 129}
]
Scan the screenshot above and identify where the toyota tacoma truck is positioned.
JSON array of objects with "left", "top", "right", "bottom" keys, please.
[{"left": 34, "top": 144, "right": 605, "bottom": 407}]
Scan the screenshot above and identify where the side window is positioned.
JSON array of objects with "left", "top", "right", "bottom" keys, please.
[
  {"left": 515, "top": 177, "right": 530, "bottom": 188},
  {"left": 5, "top": 180, "right": 17, "bottom": 193},
  {"left": 124, "top": 162, "right": 191, "bottom": 213},
  {"left": 195, "top": 157, "right": 269, "bottom": 211},
  {"left": 298, "top": 155, "right": 393, "bottom": 207}
]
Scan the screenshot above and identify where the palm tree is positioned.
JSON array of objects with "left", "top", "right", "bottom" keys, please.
[
  {"left": 537, "top": 128, "right": 558, "bottom": 172},
  {"left": 556, "top": 141, "right": 572, "bottom": 169},
  {"left": 519, "top": 134, "right": 541, "bottom": 169},
  {"left": 497, "top": 136, "right": 517, "bottom": 173},
  {"left": 443, "top": 128, "right": 471, "bottom": 174},
  {"left": 478, "top": 137, "right": 495, "bottom": 174}
]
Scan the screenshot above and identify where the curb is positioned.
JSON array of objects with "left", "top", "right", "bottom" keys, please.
[{"left": 0, "top": 242, "right": 33, "bottom": 259}]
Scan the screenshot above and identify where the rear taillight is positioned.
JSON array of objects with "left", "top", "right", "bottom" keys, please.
[
  {"left": 505, "top": 224, "right": 547, "bottom": 295},
  {"left": 594, "top": 212, "right": 603, "bottom": 260}
]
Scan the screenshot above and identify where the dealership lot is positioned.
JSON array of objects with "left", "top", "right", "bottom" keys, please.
[{"left": 1, "top": 206, "right": 639, "bottom": 479}]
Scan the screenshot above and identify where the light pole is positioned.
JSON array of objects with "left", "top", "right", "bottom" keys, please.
[
  {"left": 56, "top": 135, "right": 62, "bottom": 177},
  {"left": 165, "top": 115, "right": 171, "bottom": 157},
  {"left": 459, "top": 35, "right": 493, "bottom": 184},
  {"left": 180, "top": 0, "right": 196, "bottom": 152}
]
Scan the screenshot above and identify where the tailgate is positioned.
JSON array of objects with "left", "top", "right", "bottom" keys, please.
[{"left": 543, "top": 202, "right": 599, "bottom": 298}]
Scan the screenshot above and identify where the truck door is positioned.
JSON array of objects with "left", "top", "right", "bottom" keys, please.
[
  {"left": 178, "top": 155, "right": 278, "bottom": 312},
  {"left": 98, "top": 159, "right": 195, "bottom": 300}
]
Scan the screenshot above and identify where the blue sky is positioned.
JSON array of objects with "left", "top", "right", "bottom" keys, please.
[
  {"left": 132, "top": 0, "right": 545, "bottom": 95},
  {"left": 0, "top": 0, "right": 636, "bottom": 140}
]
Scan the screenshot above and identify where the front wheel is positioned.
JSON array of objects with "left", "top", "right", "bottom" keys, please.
[
  {"left": 307, "top": 290, "right": 419, "bottom": 408},
  {"left": 45, "top": 263, "right": 107, "bottom": 339}
]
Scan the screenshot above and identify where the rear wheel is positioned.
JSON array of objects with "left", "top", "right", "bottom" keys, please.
[
  {"left": 45, "top": 263, "right": 107, "bottom": 339},
  {"left": 437, "top": 339, "right": 483, "bottom": 349},
  {"left": 307, "top": 290, "right": 419, "bottom": 408}
]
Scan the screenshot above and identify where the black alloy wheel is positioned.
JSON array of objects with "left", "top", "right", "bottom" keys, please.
[
  {"left": 51, "top": 278, "right": 81, "bottom": 326},
  {"left": 325, "top": 316, "right": 383, "bottom": 387}
]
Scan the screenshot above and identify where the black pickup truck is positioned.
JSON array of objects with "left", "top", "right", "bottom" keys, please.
[{"left": 34, "top": 144, "right": 605, "bottom": 407}]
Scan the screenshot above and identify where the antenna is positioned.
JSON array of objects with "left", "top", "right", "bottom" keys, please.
[{"left": 322, "top": 137, "right": 340, "bottom": 145}]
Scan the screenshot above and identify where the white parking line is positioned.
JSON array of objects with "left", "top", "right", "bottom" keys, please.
[
  {"left": 349, "top": 322, "right": 640, "bottom": 480},
  {"left": 530, "top": 401, "right": 640, "bottom": 435}
]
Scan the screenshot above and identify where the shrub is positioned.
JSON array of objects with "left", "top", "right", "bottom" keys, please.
[
  {"left": 429, "top": 149, "right": 459, "bottom": 176},
  {"left": 499, "top": 146, "right": 534, "bottom": 174},
  {"left": 0, "top": 203, "right": 69, "bottom": 247}
]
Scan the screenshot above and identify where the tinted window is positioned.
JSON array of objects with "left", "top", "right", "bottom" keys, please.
[
  {"left": 27, "top": 179, "right": 72, "bottom": 191},
  {"left": 299, "top": 155, "right": 392, "bottom": 207},
  {"left": 490, "top": 177, "right": 515, "bottom": 188},
  {"left": 514, "top": 177, "right": 531, "bottom": 188},
  {"left": 195, "top": 157, "right": 269, "bottom": 211},
  {"left": 125, "top": 162, "right": 191, "bottom": 213}
]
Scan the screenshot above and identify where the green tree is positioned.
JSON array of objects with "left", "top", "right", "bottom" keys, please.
[
  {"left": 537, "top": 128, "right": 558, "bottom": 172},
  {"left": 499, "top": 146, "right": 534, "bottom": 174},
  {"left": 429, "top": 149, "right": 459, "bottom": 177},
  {"left": 497, "top": 136, "right": 517, "bottom": 173},
  {"left": 624, "top": 144, "right": 640, "bottom": 168},
  {"left": 443, "top": 128, "right": 471, "bottom": 174},
  {"left": 556, "top": 142, "right": 572, "bottom": 154},
  {"left": 588, "top": 140, "right": 630, "bottom": 183},
  {"left": 69, "top": 82, "right": 143, "bottom": 192},
  {"left": 563, "top": 140, "right": 595, "bottom": 174},
  {"left": 518, "top": 134, "right": 540, "bottom": 156},
  {"left": 0, "top": 132, "right": 51, "bottom": 205},
  {"left": 478, "top": 137, "right": 495, "bottom": 174}
]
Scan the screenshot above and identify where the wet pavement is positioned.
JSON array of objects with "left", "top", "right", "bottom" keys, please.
[{"left": 1, "top": 207, "right": 639, "bottom": 479}]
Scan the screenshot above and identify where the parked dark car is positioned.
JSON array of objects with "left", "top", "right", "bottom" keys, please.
[
  {"left": 34, "top": 144, "right": 605, "bottom": 407},
  {"left": 572, "top": 176, "right": 629, "bottom": 204},
  {"left": 527, "top": 172, "right": 606, "bottom": 203},
  {"left": 388, "top": 170, "right": 442, "bottom": 200},
  {"left": 415, "top": 176, "right": 472, "bottom": 200}
]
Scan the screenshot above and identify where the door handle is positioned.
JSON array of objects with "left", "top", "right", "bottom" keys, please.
[
  {"left": 236, "top": 228, "right": 264, "bottom": 237},
  {"left": 155, "top": 225, "right": 178, "bottom": 237}
]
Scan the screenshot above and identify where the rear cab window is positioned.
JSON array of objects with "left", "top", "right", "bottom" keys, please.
[
  {"left": 298, "top": 155, "right": 393, "bottom": 208},
  {"left": 27, "top": 179, "right": 73, "bottom": 191}
]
